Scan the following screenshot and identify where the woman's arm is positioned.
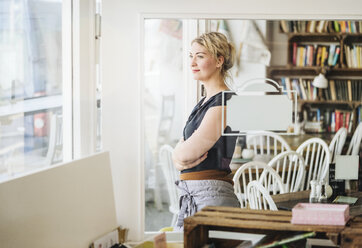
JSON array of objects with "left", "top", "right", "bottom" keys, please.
[
  {"left": 173, "top": 106, "right": 226, "bottom": 165},
  {"left": 172, "top": 146, "right": 208, "bottom": 171}
]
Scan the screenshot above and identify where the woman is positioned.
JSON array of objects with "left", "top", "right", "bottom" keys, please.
[{"left": 172, "top": 32, "right": 240, "bottom": 228}]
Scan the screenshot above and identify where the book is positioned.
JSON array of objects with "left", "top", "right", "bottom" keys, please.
[
  {"left": 330, "top": 80, "right": 337, "bottom": 100},
  {"left": 331, "top": 112, "right": 336, "bottom": 132},
  {"left": 352, "top": 45, "right": 358, "bottom": 68},
  {"left": 340, "top": 21, "right": 346, "bottom": 33},
  {"left": 347, "top": 80, "right": 352, "bottom": 101},
  {"left": 347, "top": 20, "right": 352, "bottom": 33},
  {"left": 308, "top": 20, "right": 316, "bottom": 33},
  {"left": 332, "top": 46, "right": 340, "bottom": 66},
  {"left": 292, "top": 42, "right": 297, "bottom": 65},
  {"left": 299, "top": 78, "right": 308, "bottom": 100},
  {"left": 299, "top": 46, "right": 305, "bottom": 66},
  {"left": 348, "top": 112, "right": 354, "bottom": 133},
  {"left": 345, "top": 112, "right": 351, "bottom": 131},
  {"left": 335, "top": 110, "right": 342, "bottom": 131},
  {"left": 357, "top": 45, "right": 361, "bottom": 68},
  {"left": 292, "top": 79, "right": 302, "bottom": 99},
  {"left": 280, "top": 20, "right": 289, "bottom": 33},
  {"left": 309, "top": 45, "right": 315, "bottom": 66},
  {"left": 328, "top": 44, "right": 336, "bottom": 66},
  {"left": 323, "top": 45, "right": 329, "bottom": 66},
  {"left": 315, "top": 45, "right": 322, "bottom": 66},
  {"left": 316, "top": 20, "right": 325, "bottom": 33},
  {"left": 334, "top": 21, "right": 340, "bottom": 32}
]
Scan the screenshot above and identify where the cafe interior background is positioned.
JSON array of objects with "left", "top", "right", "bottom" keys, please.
[{"left": 0, "top": 0, "right": 362, "bottom": 244}]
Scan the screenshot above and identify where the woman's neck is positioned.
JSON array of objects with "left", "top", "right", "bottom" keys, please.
[{"left": 203, "top": 81, "right": 228, "bottom": 101}]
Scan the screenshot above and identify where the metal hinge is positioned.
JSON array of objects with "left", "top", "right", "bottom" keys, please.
[{"left": 95, "top": 13, "right": 101, "bottom": 39}]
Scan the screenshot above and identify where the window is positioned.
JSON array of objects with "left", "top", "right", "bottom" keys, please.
[{"left": 0, "top": 0, "right": 67, "bottom": 179}]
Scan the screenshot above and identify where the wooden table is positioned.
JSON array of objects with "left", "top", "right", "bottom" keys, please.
[
  {"left": 272, "top": 191, "right": 362, "bottom": 217},
  {"left": 183, "top": 206, "right": 362, "bottom": 248}
]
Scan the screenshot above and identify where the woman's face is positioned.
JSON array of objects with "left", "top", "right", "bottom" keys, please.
[{"left": 189, "top": 42, "right": 221, "bottom": 82}]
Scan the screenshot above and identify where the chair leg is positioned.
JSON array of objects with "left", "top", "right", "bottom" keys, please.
[
  {"left": 153, "top": 162, "right": 164, "bottom": 211},
  {"left": 171, "top": 213, "right": 177, "bottom": 228}
]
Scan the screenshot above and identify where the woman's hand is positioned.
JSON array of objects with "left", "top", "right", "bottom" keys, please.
[
  {"left": 172, "top": 137, "right": 208, "bottom": 171},
  {"left": 172, "top": 151, "right": 208, "bottom": 171},
  {"left": 170, "top": 106, "right": 225, "bottom": 163}
]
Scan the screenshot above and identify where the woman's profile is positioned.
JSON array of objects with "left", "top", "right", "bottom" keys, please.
[{"left": 172, "top": 32, "right": 240, "bottom": 228}]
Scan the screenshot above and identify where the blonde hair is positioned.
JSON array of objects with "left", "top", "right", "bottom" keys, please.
[{"left": 192, "top": 32, "right": 235, "bottom": 80}]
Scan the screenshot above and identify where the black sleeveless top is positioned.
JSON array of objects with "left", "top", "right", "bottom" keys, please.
[{"left": 181, "top": 91, "right": 237, "bottom": 174}]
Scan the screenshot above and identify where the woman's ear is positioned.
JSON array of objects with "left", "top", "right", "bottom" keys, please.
[{"left": 217, "top": 56, "right": 224, "bottom": 68}]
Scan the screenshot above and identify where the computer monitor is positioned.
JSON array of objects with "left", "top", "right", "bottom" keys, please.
[{"left": 0, "top": 152, "right": 117, "bottom": 248}]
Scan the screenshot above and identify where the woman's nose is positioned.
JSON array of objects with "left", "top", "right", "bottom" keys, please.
[{"left": 191, "top": 57, "right": 196, "bottom": 66}]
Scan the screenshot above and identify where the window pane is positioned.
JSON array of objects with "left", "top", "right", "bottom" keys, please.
[
  {"left": 0, "top": 0, "right": 63, "bottom": 179},
  {"left": 144, "top": 19, "right": 185, "bottom": 231}
]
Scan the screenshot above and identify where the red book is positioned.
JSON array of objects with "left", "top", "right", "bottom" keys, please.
[
  {"left": 335, "top": 110, "right": 341, "bottom": 131},
  {"left": 293, "top": 42, "right": 297, "bottom": 65}
]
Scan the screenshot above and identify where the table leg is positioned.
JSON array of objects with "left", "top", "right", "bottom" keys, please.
[{"left": 184, "top": 223, "right": 209, "bottom": 248}]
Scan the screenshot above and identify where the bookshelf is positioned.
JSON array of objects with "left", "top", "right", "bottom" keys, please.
[{"left": 267, "top": 20, "right": 362, "bottom": 135}]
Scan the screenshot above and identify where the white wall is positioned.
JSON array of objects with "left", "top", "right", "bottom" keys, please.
[{"left": 101, "top": 0, "right": 362, "bottom": 241}]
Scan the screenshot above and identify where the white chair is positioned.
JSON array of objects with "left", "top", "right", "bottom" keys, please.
[
  {"left": 246, "top": 131, "right": 291, "bottom": 163},
  {"left": 267, "top": 151, "right": 305, "bottom": 193},
  {"left": 346, "top": 122, "right": 362, "bottom": 156},
  {"left": 45, "top": 113, "right": 63, "bottom": 166},
  {"left": 247, "top": 180, "right": 278, "bottom": 211},
  {"left": 157, "top": 95, "right": 175, "bottom": 147},
  {"left": 344, "top": 123, "right": 362, "bottom": 190},
  {"left": 296, "top": 138, "right": 331, "bottom": 190},
  {"left": 158, "top": 144, "right": 179, "bottom": 227},
  {"left": 329, "top": 127, "right": 347, "bottom": 163},
  {"left": 233, "top": 161, "right": 285, "bottom": 208}
]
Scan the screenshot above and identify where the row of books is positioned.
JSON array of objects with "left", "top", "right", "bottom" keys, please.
[
  {"left": 323, "top": 80, "right": 362, "bottom": 102},
  {"left": 344, "top": 44, "right": 362, "bottom": 68},
  {"left": 280, "top": 20, "right": 362, "bottom": 34},
  {"left": 280, "top": 78, "right": 316, "bottom": 100},
  {"left": 292, "top": 43, "right": 340, "bottom": 67},
  {"left": 304, "top": 107, "right": 360, "bottom": 134},
  {"left": 279, "top": 78, "right": 362, "bottom": 102}
]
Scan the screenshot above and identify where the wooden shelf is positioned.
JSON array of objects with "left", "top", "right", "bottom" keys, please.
[
  {"left": 288, "top": 33, "right": 340, "bottom": 42},
  {"left": 267, "top": 28, "right": 362, "bottom": 135},
  {"left": 267, "top": 66, "right": 362, "bottom": 78},
  {"left": 298, "top": 100, "right": 362, "bottom": 106}
]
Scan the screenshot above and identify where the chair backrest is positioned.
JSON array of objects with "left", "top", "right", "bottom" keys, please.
[
  {"left": 157, "top": 95, "right": 175, "bottom": 147},
  {"left": 45, "top": 113, "right": 63, "bottom": 166},
  {"left": 267, "top": 151, "right": 305, "bottom": 193},
  {"left": 296, "top": 137, "right": 331, "bottom": 190},
  {"left": 329, "top": 127, "right": 347, "bottom": 163},
  {"left": 247, "top": 180, "right": 278, "bottom": 211},
  {"left": 346, "top": 123, "right": 362, "bottom": 156},
  {"left": 232, "top": 161, "right": 285, "bottom": 208},
  {"left": 158, "top": 144, "right": 179, "bottom": 214},
  {"left": 246, "top": 131, "right": 291, "bottom": 161}
]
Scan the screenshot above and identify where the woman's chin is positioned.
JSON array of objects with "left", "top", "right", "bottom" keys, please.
[{"left": 192, "top": 76, "right": 200, "bottom": 80}]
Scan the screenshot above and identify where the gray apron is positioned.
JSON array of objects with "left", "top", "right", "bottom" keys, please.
[{"left": 175, "top": 179, "right": 240, "bottom": 228}]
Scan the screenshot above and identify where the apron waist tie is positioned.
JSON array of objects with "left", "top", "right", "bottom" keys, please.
[{"left": 175, "top": 180, "right": 197, "bottom": 228}]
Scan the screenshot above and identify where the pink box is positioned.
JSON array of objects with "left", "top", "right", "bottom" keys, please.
[{"left": 291, "top": 203, "right": 349, "bottom": 226}]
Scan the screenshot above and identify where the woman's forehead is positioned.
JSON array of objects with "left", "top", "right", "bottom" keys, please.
[{"left": 190, "top": 42, "right": 209, "bottom": 54}]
